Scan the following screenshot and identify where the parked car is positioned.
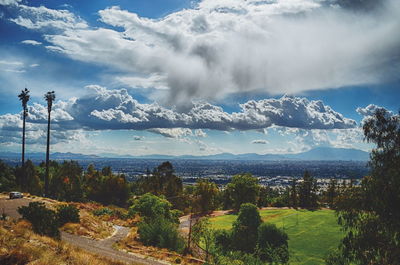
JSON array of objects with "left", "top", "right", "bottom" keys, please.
[{"left": 9, "top": 191, "right": 23, "bottom": 199}]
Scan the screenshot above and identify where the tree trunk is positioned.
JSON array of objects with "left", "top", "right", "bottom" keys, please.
[
  {"left": 21, "top": 111, "right": 26, "bottom": 190},
  {"left": 45, "top": 110, "right": 51, "bottom": 197}
]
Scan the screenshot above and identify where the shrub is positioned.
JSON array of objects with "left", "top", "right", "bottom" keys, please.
[
  {"left": 214, "top": 229, "right": 232, "bottom": 253},
  {"left": 212, "top": 250, "right": 264, "bottom": 265},
  {"left": 112, "top": 208, "right": 130, "bottom": 220},
  {"left": 18, "top": 202, "right": 60, "bottom": 238},
  {"left": 257, "top": 223, "right": 289, "bottom": 263},
  {"left": 57, "top": 204, "right": 80, "bottom": 226},
  {"left": 92, "top": 207, "right": 114, "bottom": 216},
  {"left": 170, "top": 209, "right": 183, "bottom": 224},
  {"left": 130, "top": 193, "right": 175, "bottom": 222},
  {"left": 138, "top": 218, "right": 185, "bottom": 253},
  {"left": 231, "top": 203, "right": 261, "bottom": 253},
  {"left": 0, "top": 213, "right": 7, "bottom": 221}
]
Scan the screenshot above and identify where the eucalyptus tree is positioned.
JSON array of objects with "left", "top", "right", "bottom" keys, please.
[
  {"left": 327, "top": 109, "right": 400, "bottom": 264},
  {"left": 44, "top": 91, "right": 55, "bottom": 197},
  {"left": 18, "top": 88, "right": 30, "bottom": 188}
]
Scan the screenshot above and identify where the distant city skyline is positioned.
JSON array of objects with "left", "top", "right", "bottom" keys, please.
[{"left": 0, "top": 0, "right": 399, "bottom": 156}]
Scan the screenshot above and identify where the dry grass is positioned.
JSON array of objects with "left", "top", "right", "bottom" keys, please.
[
  {"left": 72, "top": 202, "right": 139, "bottom": 226},
  {"left": 61, "top": 210, "right": 114, "bottom": 240},
  {"left": 0, "top": 220, "right": 127, "bottom": 265},
  {"left": 116, "top": 227, "right": 204, "bottom": 265}
]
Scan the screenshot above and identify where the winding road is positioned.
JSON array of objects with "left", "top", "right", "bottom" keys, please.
[{"left": 0, "top": 196, "right": 166, "bottom": 265}]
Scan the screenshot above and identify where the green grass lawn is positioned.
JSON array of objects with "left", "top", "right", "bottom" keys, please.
[{"left": 210, "top": 209, "right": 344, "bottom": 265}]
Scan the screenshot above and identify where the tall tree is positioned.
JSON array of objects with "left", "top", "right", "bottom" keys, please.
[
  {"left": 44, "top": 91, "right": 55, "bottom": 197},
  {"left": 226, "top": 173, "right": 259, "bottom": 211},
  {"left": 328, "top": 109, "right": 400, "bottom": 264},
  {"left": 299, "top": 171, "right": 318, "bottom": 208},
  {"left": 194, "top": 179, "right": 219, "bottom": 213},
  {"left": 325, "top": 178, "right": 338, "bottom": 208},
  {"left": 290, "top": 178, "right": 298, "bottom": 208},
  {"left": 231, "top": 203, "right": 262, "bottom": 253},
  {"left": 138, "top": 161, "right": 183, "bottom": 208},
  {"left": 18, "top": 88, "right": 30, "bottom": 189}
]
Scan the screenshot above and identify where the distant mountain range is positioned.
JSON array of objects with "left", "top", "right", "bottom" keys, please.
[
  {"left": 0, "top": 152, "right": 100, "bottom": 160},
  {"left": 0, "top": 147, "right": 369, "bottom": 161}
]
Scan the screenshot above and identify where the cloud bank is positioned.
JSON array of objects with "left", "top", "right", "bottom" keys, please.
[
  {"left": 23, "top": 85, "right": 356, "bottom": 131},
  {"left": 0, "top": 85, "right": 357, "bottom": 145}
]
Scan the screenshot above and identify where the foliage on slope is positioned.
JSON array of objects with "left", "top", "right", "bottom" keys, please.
[{"left": 0, "top": 219, "right": 126, "bottom": 265}]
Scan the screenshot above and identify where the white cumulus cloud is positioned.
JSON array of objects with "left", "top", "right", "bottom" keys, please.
[
  {"left": 148, "top": 128, "right": 193, "bottom": 138},
  {"left": 21, "top": 39, "right": 42, "bottom": 46},
  {"left": 251, "top": 139, "right": 269, "bottom": 144}
]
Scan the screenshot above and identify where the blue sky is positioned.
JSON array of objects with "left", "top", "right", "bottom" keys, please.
[{"left": 0, "top": 0, "right": 399, "bottom": 156}]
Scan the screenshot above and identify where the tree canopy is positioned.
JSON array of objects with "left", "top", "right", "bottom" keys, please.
[
  {"left": 226, "top": 173, "right": 259, "bottom": 211},
  {"left": 328, "top": 109, "right": 400, "bottom": 264}
]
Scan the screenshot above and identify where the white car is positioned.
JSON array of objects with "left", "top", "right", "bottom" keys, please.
[{"left": 9, "top": 191, "right": 23, "bottom": 199}]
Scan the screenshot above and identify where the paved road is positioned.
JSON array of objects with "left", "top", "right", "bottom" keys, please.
[
  {"left": 0, "top": 196, "right": 33, "bottom": 219},
  {"left": 0, "top": 196, "right": 166, "bottom": 265},
  {"left": 61, "top": 227, "right": 165, "bottom": 265}
]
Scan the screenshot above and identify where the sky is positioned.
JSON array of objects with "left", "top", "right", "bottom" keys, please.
[{"left": 0, "top": 0, "right": 399, "bottom": 157}]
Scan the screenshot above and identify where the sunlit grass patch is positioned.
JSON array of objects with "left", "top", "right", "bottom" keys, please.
[{"left": 210, "top": 208, "right": 343, "bottom": 265}]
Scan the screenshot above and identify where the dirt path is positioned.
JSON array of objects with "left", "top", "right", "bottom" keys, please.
[
  {"left": 0, "top": 196, "right": 166, "bottom": 265},
  {"left": 61, "top": 227, "right": 165, "bottom": 265}
]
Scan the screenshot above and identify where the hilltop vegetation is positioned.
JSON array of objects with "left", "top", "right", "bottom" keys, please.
[{"left": 0, "top": 219, "right": 127, "bottom": 265}]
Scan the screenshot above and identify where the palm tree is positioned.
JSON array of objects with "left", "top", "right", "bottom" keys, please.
[
  {"left": 44, "top": 91, "right": 55, "bottom": 197},
  {"left": 18, "top": 88, "right": 30, "bottom": 189}
]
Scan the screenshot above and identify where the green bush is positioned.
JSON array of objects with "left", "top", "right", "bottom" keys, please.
[
  {"left": 130, "top": 193, "right": 175, "bottom": 221},
  {"left": 231, "top": 203, "right": 262, "bottom": 253},
  {"left": 214, "top": 229, "right": 232, "bottom": 253},
  {"left": 138, "top": 218, "right": 185, "bottom": 253},
  {"left": 92, "top": 207, "right": 114, "bottom": 216},
  {"left": 57, "top": 204, "right": 80, "bottom": 226},
  {"left": 18, "top": 202, "right": 60, "bottom": 238},
  {"left": 212, "top": 251, "right": 264, "bottom": 265},
  {"left": 0, "top": 213, "right": 7, "bottom": 221},
  {"left": 257, "top": 223, "right": 289, "bottom": 263},
  {"left": 130, "top": 193, "right": 182, "bottom": 223}
]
